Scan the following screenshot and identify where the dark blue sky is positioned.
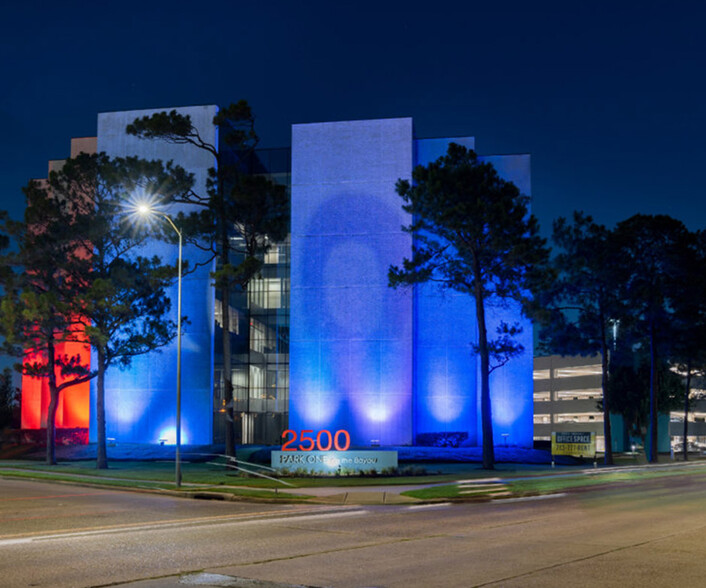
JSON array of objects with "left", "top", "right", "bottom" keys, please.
[{"left": 2, "top": 0, "right": 705, "bottom": 236}]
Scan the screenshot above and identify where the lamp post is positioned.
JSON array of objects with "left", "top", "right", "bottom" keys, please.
[{"left": 137, "top": 205, "right": 183, "bottom": 488}]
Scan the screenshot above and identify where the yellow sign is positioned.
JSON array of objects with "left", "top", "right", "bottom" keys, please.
[{"left": 552, "top": 432, "right": 596, "bottom": 457}]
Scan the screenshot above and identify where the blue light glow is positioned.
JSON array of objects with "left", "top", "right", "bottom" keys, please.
[
  {"left": 91, "top": 112, "right": 535, "bottom": 450},
  {"left": 291, "top": 390, "right": 341, "bottom": 426},
  {"left": 290, "top": 119, "right": 414, "bottom": 446},
  {"left": 290, "top": 125, "right": 535, "bottom": 450},
  {"left": 157, "top": 426, "right": 188, "bottom": 445},
  {"left": 89, "top": 106, "right": 217, "bottom": 447}
]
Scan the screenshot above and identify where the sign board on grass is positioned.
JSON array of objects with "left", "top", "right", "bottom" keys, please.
[
  {"left": 271, "top": 450, "right": 398, "bottom": 475},
  {"left": 551, "top": 432, "right": 596, "bottom": 457}
]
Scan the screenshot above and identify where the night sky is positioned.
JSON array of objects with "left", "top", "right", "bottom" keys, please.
[{"left": 2, "top": 0, "right": 705, "bottom": 237}]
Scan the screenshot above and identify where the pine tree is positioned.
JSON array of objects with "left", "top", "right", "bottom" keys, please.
[
  {"left": 389, "top": 144, "right": 549, "bottom": 469},
  {"left": 1, "top": 153, "right": 192, "bottom": 467},
  {"left": 127, "top": 102, "right": 288, "bottom": 454}
]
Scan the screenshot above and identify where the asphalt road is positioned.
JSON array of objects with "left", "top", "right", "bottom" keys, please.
[{"left": 2, "top": 472, "right": 706, "bottom": 588}]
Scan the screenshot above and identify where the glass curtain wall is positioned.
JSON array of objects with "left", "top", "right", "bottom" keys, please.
[{"left": 213, "top": 148, "right": 291, "bottom": 445}]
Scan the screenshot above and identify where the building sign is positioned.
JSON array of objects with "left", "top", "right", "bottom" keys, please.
[
  {"left": 551, "top": 432, "right": 596, "bottom": 457},
  {"left": 271, "top": 450, "right": 398, "bottom": 475},
  {"left": 281, "top": 429, "right": 350, "bottom": 451}
]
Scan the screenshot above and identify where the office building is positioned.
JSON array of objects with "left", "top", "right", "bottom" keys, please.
[{"left": 21, "top": 106, "right": 534, "bottom": 448}]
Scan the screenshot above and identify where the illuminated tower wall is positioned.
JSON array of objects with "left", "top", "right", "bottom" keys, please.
[
  {"left": 290, "top": 118, "right": 415, "bottom": 445},
  {"left": 477, "top": 153, "right": 534, "bottom": 447},
  {"left": 20, "top": 138, "right": 96, "bottom": 435},
  {"left": 91, "top": 105, "right": 216, "bottom": 445},
  {"left": 290, "top": 118, "right": 534, "bottom": 447},
  {"left": 412, "top": 137, "right": 480, "bottom": 444},
  {"left": 413, "top": 139, "right": 534, "bottom": 447}
]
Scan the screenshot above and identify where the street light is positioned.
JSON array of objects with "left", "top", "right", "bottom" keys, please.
[{"left": 136, "top": 204, "right": 183, "bottom": 488}]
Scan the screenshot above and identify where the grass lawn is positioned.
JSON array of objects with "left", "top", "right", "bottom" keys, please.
[
  {"left": 0, "top": 458, "right": 548, "bottom": 488},
  {"left": 507, "top": 466, "right": 706, "bottom": 495},
  {"left": 0, "top": 459, "right": 469, "bottom": 492},
  {"left": 0, "top": 457, "right": 604, "bottom": 489},
  {"left": 3, "top": 454, "right": 705, "bottom": 503},
  {"left": 402, "top": 462, "right": 706, "bottom": 501}
]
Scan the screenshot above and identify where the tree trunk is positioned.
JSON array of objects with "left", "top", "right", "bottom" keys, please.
[
  {"left": 96, "top": 347, "right": 108, "bottom": 469},
  {"left": 219, "top": 186, "right": 237, "bottom": 458},
  {"left": 45, "top": 339, "right": 58, "bottom": 466},
  {"left": 244, "top": 296, "right": 252, "bottom": 445},
  {"left": 46, "top": 391, "right": 58, "bottom": 466},
  {"left": 600, "top": 318, "right": 613, "bottom": 465},
  {"left": 682, "top": 361, "right": 691, "bottom": 462},
  {"left": 648, "top": 321, "right": 659, "bottom": 463},
  {"left": 222, "top": 281, "right": 236, "bottom": 457},
  {"left": 473, "top": 262, "right": 494, "bottom": 470}
]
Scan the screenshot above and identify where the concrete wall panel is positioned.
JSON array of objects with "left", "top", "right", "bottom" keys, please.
[
  {"left": 290, "top": 118, "right": 414, "bottom": 446},
  {"left": 92, "top": 105, "right": 217, "bottom": 445}
]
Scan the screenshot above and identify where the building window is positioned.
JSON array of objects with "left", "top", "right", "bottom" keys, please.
[
  {"left": 555, "top": 413, "right": 603, "bottom": 423},
  {"left": 264, "top": 247, "right": 279, "bottom": 265},
  {"left": 249, "top": 278, "right": 289, "bottom": 310},
  {"left": 555, "top": 388, "right": 602, "bottom": 400},
  {"left": 554, "top": 365, "right": 602, "bottom": 378}
]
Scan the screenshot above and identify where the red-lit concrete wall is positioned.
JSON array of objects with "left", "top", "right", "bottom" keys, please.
[
  {"left": 20, "top": 137, "right": 96, "bottom": 438},
  {"left": 20, "top": 340, "right": 92, "bottom": 429}
]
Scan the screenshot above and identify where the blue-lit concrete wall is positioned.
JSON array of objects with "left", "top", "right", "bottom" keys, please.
[
  {"left": 481, "top": 154, "right": 534, "bottom": 447},
  {"left": 413, "top": 137, "right": 481, "bottom": 444},
  {"left": 290, "top": 119, "right": 534, "bottom": 448},
  {"left": 290, "top": 118, "right": 415, "bottom": 445},
  {"left": 414, "top": 144, "right": 534, "bottom": 448},
  {"left": 91, "top": 105, "right": 216, "bottom": 445}
]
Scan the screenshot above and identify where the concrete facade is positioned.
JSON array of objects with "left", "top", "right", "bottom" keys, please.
[
  {"left": 289, "top": 118, "right": 416, "bottom": 446},
  {"left": 20, "top": 108, "right": 536, "bottom": 450},
  {"left": 289, "top": 118, "right": 534, "bottom": 447},
  {"left": 92, "top": 105, "right": 217, "bottom": 445},
  {"left": 534, "top": 354, "right": 677, "bottom": 454}
]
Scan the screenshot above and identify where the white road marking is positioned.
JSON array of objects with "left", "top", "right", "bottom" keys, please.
[
  {"left": 499, "top": 493, "right": 567, "bottom": 504},
  {"left": 407, "top": 502, "right": 453, "bottom": 510},
  {"left": 0, "top": 507, "right": 368, "bottom": 546}
]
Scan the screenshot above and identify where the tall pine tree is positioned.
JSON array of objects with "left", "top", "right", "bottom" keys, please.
[
  {"left": 539, "top": 212, "right": 623, "bottom": 464},
  {"left": 1, "top": 153, "right": 192, "bottom": 468},
  {"left": 389, "top": 144, "right": 549, "bottom": 469},
  {"left": 127, "top": 102, "right": 288, "bottom": 453}
]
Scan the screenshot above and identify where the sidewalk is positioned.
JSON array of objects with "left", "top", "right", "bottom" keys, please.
[
  {"left": 274, "top": 484, "right": 425, "bottom": 504},
  {"left": 0, "top": 464, "right": 432, "bottom": 505},
  {"left": 3, "top": 446, "right": 702, "bottom": 506}
]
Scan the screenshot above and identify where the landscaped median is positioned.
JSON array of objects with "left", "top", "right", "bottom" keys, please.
[
  {"left": 2, "top": 459, "right": 706, "bottom": 505},
  {"left": 0, "top": 459, "right": 460, "bottom": 503},
  {"left": 0, "top": 461, "right": 313, "bottom": 502},
  {"left": 401, "top": 461, "right": 706, "bottom": 501}
]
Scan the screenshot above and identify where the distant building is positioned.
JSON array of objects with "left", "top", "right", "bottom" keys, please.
[
  {"left": 533, "top": 355, "right": 610, "bottom": 451},
  {"left": 21, "top": 107, "right": 535, "bottom": 448},
  {"left": 534, "top": 354, "right": 684, "bottom": 454},
  {"left": 669, "top": 382, "right": 706, "bottom": 452}
]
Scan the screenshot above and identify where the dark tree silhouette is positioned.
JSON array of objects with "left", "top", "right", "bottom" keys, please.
[
  {"left": 614, "top": 214, "right": 690, "bottom": 462},
  {"left": 539, "top": 212, "right": 624, "bottom": 465},
  {"left": 127, "top": 102, "right": 288, "bottom": 454},
  {"left": 389, "top": 144, "right": 549, "bottom": 470},
  {"left": 1, "top": 153, "right": 192, "bottom": 467}
]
